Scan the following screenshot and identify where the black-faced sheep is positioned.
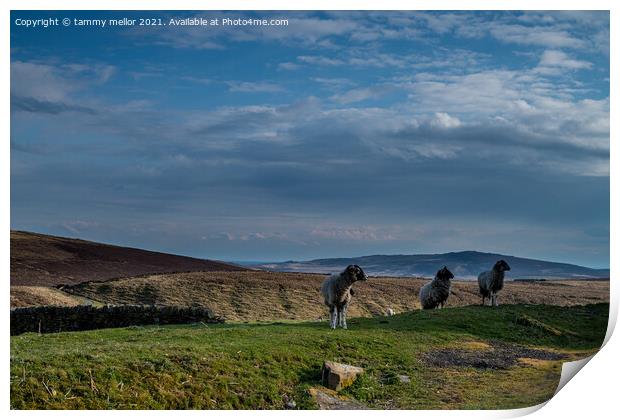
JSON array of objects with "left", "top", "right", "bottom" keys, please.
[
  {"left": 419, "top": 266, "right": 454, "bottom": 309},
  {"left": 478, "top": 260, "right": 511, "bottom": 306},
  {"left": 320, "top": 264, "right": 368, "bottom": 329}
]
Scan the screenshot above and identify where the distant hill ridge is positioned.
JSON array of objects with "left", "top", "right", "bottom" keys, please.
[
  {"left": 256, "top": 251, "right": 609, "bottom": 279},
  {"left": 10, "top": 230, "right": 247, "bottom": 287}
]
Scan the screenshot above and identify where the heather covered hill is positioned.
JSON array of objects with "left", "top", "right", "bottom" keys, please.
[{"left": 10, "top": 231, "right": 246, "bottom": 287}]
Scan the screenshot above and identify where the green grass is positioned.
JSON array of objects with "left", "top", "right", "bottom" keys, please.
[{"left": 10, "top": 303, "right": 608, "bottom": 410}]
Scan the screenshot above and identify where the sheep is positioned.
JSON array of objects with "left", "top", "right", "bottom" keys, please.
[
  {"left": 386, "top": 308, "right": 395, "bottom": 317},
  {"left": 478, "top": 260, "right": 511, "bottom": 306},
  {"left": 320, "top": 264, "right": 368, "bottom": 329},
  {"left": 419, "top": 266, "right": 454, "bottom": 309}
]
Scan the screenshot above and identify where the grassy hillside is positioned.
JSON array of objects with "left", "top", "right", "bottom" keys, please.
[
  {"left": 59, "top": 271, "right": 610, "bottom": 321},
  {"left": 11, "top": 231, "right": 246, "bottom": 287},
  {"left": 11, "top": 303, "right": 608, "bottom": 409}
]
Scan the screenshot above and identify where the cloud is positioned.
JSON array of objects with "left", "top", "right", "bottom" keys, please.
[
  {"left": 430, "top": 112, "right": 461, "bottom": 129},
  {"left": 11, "top": 61, "right": 76, "bottom": 102},
  {"left": 277, "top": 62, "right": 300, "bottom": 71},
  {"left": 127, "top": 11, "right": 608, "bottom": 60},
  {"left": 310, "top": 226, "right": 390, "bottom": 241},
  {"left": 206, "top": 231, "right": 290, "bottom": 241},
  {"left": 10, "top": 11, "right": 609, "bottom": 265},
  {"left": 297, "top": 55, "right": 345, "bottom": 66},
  {"left": 489, "top": 24, "right": 588, "bottom": 49},
  {"left": 311, "top": 77, "right": 355, "bottom": 88},
  {"left": 414, "top": 12, "right": 483, "bottom": 37},
  {"left": 292, "top": 47, "right": 490, "bottom": 73},
  {"left": 11, "top": 52, "right": 608, "bottom": 184},
  {"left": 225, "top": 81, "right": 283, "bottom": 93},
  {"left": 297, "top": 52, "right": 412, "bottom": 69},
  {"left": 11, "top": 96, "right": 97, "bottom": 115},
  {"left": 134, "top": 12, "right": 361, "bottom": 50},
  {"left": 181, "top": 76, "right": 212, "bottom": 85},
  {"left": 537, "top": 50, "right": 592, "bottom": 71},
  {"left": 11, "top": 60, "right": 115, "bottom": 113},
  {"left": 329, "top": 85, "right": 391, "bottom": 104},
  {"left": 60, "top": 220, "right": 102, "bottom": 235}
]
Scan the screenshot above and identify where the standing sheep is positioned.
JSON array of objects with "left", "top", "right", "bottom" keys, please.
[
  {"left": 419, "top": 266, "right": 454, "bottom": 309},
  {"left": 321, "top": 264, "right": 368, "bottom": 329},
  {"left": 478, "top": 260, "right": 511, "bottom": 306}
]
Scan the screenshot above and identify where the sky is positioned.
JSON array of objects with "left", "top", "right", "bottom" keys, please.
[{"left": 10, "top": 11, "right": 610, "bottom": 267}]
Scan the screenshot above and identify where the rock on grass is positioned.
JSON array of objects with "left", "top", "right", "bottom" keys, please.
[{"left": 321, "top": 361, "right": 364, "bottom": 391}]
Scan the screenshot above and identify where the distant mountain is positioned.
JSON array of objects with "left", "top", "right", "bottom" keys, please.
[
  {"left": 10, "top": 231, "right": 247, "bottom": 287},
  {"left": 255, "top": 251, "right": 609, "bottom": 280}
]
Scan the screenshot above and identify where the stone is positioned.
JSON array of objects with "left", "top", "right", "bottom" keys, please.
[
  {"left": 308, "top": 387, "right": 367, "bottom": 410},
  {"left": 321, "top": 361, "right": 364, "bottom": 391},
  {"left": 397, "top": 374, "right": 411, "bottom": 383},
  {"left": 282, "top": 393, "right": 296, "bottom": 409}
]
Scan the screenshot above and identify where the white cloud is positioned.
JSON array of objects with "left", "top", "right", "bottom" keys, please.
[
  {"left": 310, "top": 227, "right": 387, "bottom": 241},
  {"left": 431, "top": 112, "right": 461, "bottom": 129},
  {"left": 537, "top": 50, "right": 592, "bottom": 72},
  {"left": 277, "top": 62, "right": 300, "bottom": 71},
  {"left": 489, "top": 24, "right": 588, "bottom": 49}
]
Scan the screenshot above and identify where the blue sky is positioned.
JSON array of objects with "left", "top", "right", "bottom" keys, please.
[{"left": 10, "top": 11, "right": 610, "bottom": 267}]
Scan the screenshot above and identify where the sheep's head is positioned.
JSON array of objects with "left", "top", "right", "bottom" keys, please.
[
  {"left": 436, "top": 266, "right": 454, "bottom": 281},
  {"left": 494, "top": 260, "right": 511, "bottom": 272},
  {"left": 346, "top": 264, "right": 368, "bottom": 282}
]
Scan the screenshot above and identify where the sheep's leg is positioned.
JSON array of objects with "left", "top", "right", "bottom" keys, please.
[
  {"left": 336, "top": 305, "right": 346, "bottom": 329},
  {"left": 329, "top": 306, "right": 337, "bottom": 329},
  {"left": 341, "top": 305, "right": 348, "bottom": 329},
  {"left": 493, "top": 294, "right": 499, "bottom": 307},
  {"left": 481, "top": 295, "right": 485, "bottom": 306}
]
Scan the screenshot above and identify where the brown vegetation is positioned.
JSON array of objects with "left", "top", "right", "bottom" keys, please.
[
  {"left": 10, "top": 230, "right": 246, "bottom": 287},
  {"left": 60, "top": 271, "right": 609, "bottom": 321},
  {"left": 10, "top": 286, "right": 89, "bottom": 308}
]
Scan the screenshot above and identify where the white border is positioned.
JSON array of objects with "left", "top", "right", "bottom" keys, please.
[{"left": 3, "top": 1, "right": 616, "bottom": 419}]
